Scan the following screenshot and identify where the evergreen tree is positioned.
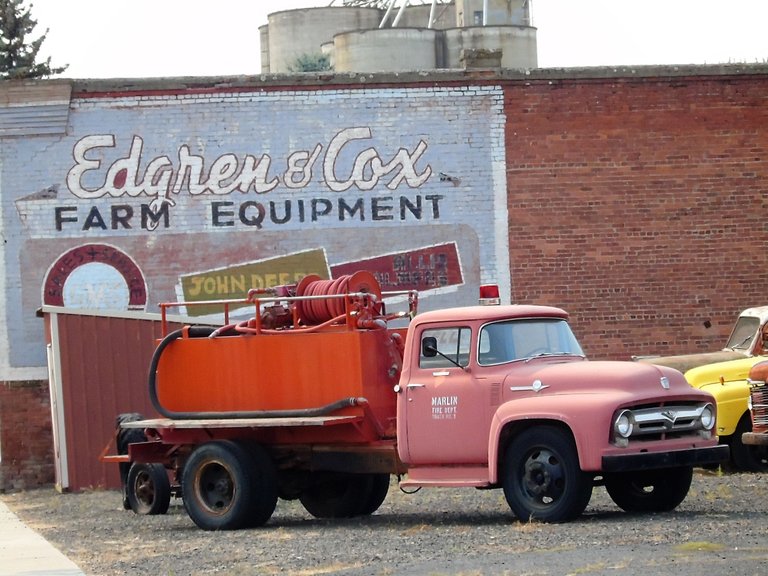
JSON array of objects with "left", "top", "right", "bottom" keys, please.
[
  {"left": 288, "top": 53, "right": 332, "bottom": 73},
  {"left": 0, "top": 0, "right": 67, "bottom": 79}
]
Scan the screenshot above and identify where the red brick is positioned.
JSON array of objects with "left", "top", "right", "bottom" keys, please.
[
  {"left": 504, "top": 74, "right": 767, "bottom": 359},
  {"left": 0, "top": 381, "right": 55, "bottom": 492}
]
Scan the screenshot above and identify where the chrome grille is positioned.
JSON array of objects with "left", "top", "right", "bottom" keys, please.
[
  {"left": 628, "top": 405, "right": 706, "bottom": 436},
  {"left": 750, "top": 385, "right": 768, "bottom": 432}
]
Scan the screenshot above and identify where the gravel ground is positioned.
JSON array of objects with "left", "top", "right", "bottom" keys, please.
[{"left": 2, "top": 469, "right": 767, "bottom": 576}]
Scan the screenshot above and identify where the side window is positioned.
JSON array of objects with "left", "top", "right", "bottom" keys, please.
[{"left": 419, "top": 327, "right": 472, "bottom": 368}]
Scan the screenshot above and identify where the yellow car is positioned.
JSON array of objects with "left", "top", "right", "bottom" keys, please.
[
  {"left": 636, "top": 305, "right": 768, "bottom": 470},
  {"left": 684, "top": 355, "right": 768, "bottom": 470}
]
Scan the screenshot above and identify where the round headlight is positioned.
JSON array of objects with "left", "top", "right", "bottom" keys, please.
[
  {"left": 700, "top": 403, "right": 716, "bottom": 431},
  {"left": 614, "top": 410, "right": 635, "bottom": 438}
]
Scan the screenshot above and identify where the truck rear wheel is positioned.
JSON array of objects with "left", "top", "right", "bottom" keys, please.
[
  {"left": 300, "top": 472, "right": 386, "bottom": 518},
  {"left": 116, "top": 413, "right": 147, "bottom": 510},
  {"left": 502, "top": 426, "right": 592, "bottom": 523},
  {"left": 358, "top": 473, "right": 390, "bottom": 515},
  {"left": 126, "top": 462, "right": 171, "bottom": 515},
  {"left": 182, "top": 440, "right": 277, "bottom": 531},
  {"left": 605, "top": 466, "right": 692, "bottom": 512}
]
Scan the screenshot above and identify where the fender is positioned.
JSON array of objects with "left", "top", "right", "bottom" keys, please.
[
  {"left": 699, "top": 380, "right": 751, "bottom": 437},
  {"left": 487, "top": 393, "right": 628, "bottom": 483}
]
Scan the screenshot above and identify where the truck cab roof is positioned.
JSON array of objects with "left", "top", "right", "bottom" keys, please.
[
  {"left": 738, "top": 306, "right": 768, "bottom": 323},
  {"left": 411, "top": 304, "right": 569, "bottom": 326}
]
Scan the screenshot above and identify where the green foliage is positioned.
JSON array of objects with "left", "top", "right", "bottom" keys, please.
[
  {"left": 288, "top": 52, "right": 332, "bottom": 73},
  {"left": 0, "top": 0, "right": 67, "bottom": 79}
]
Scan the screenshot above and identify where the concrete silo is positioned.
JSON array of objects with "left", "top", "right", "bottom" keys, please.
[
  {"left": 261, "top": 0, "right": 537, "bottom": 73},
  {"left": 444, "top": 25, "right": 537, "bottom": 69},
  {"left": 334, "top": 27, "right": 441, "bottom": 72},
  {"left": 265, "top": 7, "right": 381, "bottom": 73}
]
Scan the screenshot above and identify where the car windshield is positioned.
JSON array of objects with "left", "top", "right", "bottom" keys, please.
[
  {"left": 725, "top": 316, "right": 760, "bottom": 351},
  {"left": 478, "top": 318, "right": 585, "bottom": 365}
]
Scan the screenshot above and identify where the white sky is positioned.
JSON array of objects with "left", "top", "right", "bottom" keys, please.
[{"left": 29, "top": 0, "right": 768, "bottom": 79}]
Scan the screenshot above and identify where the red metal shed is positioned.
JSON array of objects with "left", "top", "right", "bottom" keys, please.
[{"left": 42, "top": 306, "right": 186, "bottom": 491}]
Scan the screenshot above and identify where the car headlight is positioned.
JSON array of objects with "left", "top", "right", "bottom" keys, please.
[
  {"left": 700, "top": 403, "right": 716, "bottom": 431},
  {"left": 614, "top": 410, "right": 635, "bottom": 438}
]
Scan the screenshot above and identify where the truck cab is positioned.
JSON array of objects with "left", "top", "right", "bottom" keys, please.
[
  {"left": 397, "top": 305, "right": 580, "bottom": 469},
  {"left": 397, "top": 304, "right": 728, "bottom": 521}
]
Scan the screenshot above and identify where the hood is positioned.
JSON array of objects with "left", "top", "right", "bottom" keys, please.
[
  {"left": 635, "top": 350, "right": 744, "bottom": 374},
  {"left": 685, "top": 355, "right": 768, "bottom": 387},
  {"left": 502, "top": 359, "right": 700, "bottom": 398}
]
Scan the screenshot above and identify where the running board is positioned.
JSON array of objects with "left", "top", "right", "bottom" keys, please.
[{"left": 399, "top": 465, "right": 491, "bottom": 488}]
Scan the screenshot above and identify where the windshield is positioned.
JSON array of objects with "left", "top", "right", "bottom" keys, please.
[
  {"left": 725, "top": 316, "right": 760, "bottom": 351},
  {"left": 478, "top": 318, "right": 584, "bottom": 365}
]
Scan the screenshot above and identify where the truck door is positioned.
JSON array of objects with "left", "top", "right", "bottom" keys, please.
[{"left": 403, "top": 326, "right": 489, "bottom": 465}]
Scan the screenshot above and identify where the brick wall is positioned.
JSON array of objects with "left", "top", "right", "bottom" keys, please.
[
  {"left": 0, "top": 381, "right": 54, "bottom": 491},
  {"left": 504, "top": 73, "right": 768, "bottom": 359}
]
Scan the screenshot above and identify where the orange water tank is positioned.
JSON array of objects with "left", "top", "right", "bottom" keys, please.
[{"left": 153, "top": 326, "right": 403, "bottom": 428}]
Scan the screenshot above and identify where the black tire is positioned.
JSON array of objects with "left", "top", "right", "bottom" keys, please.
[
  {"left": 605, "top": 466, "right": 693, "bottom": 513},
  {"left": 276, "top": 470, "right": 306, "bottom": 501},
  {"left": 116, "top": 413, "right": 146, "bottom": 510},
  {"left": 728, "top": 414, "right": 768, "bottom": 472},
  {"left": 358, "top": 473, "right": 390, "bottom": 516},
  {"left": 299, "top": 472, "right": 373, "bottom": 518},
  {"left": 502, "top": 426, "right": 593, "bottom": 523},
  {"left": 182, "top": 441, "right": 277, "bottom": 531},
  {"left": 126, "top": 462, "right": 171, "bottom": 515},
  {"left": 242, "top": 443, "right": 280, "bottom": 528}
]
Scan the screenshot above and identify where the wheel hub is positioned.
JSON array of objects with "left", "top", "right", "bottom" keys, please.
[
  {"left": 199, "top": 464, "right": 234, "bottom": 512},
  {"left": 135, "top": 474, "right": 154, "bottom": 502},
  {"left": 524, "top": 461, "right": 551, "bottom": 495},
  {"left": 523, "top": 449, "right": 564, "bottom": 502}
]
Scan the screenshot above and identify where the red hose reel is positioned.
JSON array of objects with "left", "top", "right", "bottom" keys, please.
[{"left": 294, "top": 271, "right": 383, "bottom": 325}]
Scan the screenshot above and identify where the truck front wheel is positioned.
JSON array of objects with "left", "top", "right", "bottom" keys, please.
[
  {"left": 604, "top": 466, "right": 692, "bottom": 513},
  {"left": 502, "top": 426, "right": 592, "bottom": 523},
  {"left": 182, "top": 440, "right": 277, "bottom": 530},
  {"left": 729, "top": 414, "right": 768, "bottom": 471}
]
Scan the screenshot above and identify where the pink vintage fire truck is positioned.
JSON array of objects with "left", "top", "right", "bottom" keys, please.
[{"left": 109, "top": 273, "right": 728, "bottom": 530}]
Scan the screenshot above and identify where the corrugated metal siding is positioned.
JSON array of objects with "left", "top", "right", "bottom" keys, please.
[
  {"left": 0, "top": 103, "right": 70, "bottom": 136},
  {"left": 0, "top": 80, "right": 71, "bottom": 136},
  {"left": 46, "top": 309, "right": 180, "bottom": 490}
]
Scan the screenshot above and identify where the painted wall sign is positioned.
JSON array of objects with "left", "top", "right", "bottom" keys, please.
[
  {"left": 43, "top": 244, "right": 147, "bottom": 309},
  {"left": 331, "top": 243, "right": 463, "bottom": 293},
  {"left": 47, "top": 127, "right": 437, "bottom": 234},
  {"left": 179, "top": 249, "right": 330, "bottom": 316},
  {"left": 3, "top": 84, "right": 508, "bottom": 379},
  {"left": 66, "top": 127, "right": 432, "bottom": 200}
]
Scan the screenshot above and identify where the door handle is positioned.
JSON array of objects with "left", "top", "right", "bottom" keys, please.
[{"left": 406, "top": 383, "right": 426, "bottom": 389}]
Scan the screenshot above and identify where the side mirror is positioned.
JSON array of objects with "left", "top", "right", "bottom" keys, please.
[{"left": 421, "top": 336, "right": 438, "bottom": 357}]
